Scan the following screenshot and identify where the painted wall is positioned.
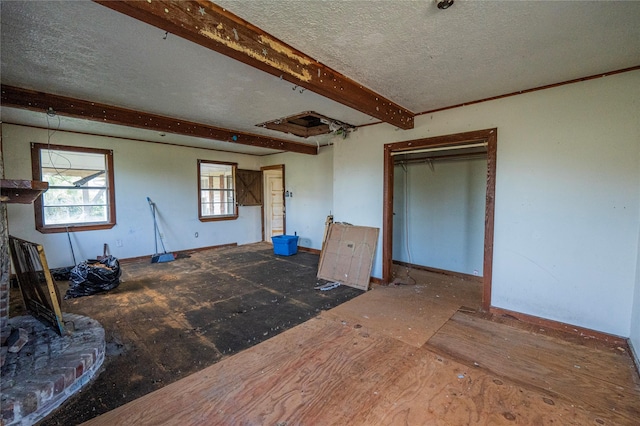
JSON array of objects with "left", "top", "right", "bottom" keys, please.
[
  {"left": 260, "top": 145, "right": 333, "bottom": 250},
  {"left": 3, "top": 124, "right": 263, "bottom": 268},
  {"left": 393, "top": 158, "right": 487, "bottom": 276},
  {"left": 334, "top": 70, "right": 640, "bottom": 337},
  {"left": 3, "top": 72, "right": 639, "bottom": 340},
  {"left": 631, "top": 199, "right": 640, "bottom": 368}
]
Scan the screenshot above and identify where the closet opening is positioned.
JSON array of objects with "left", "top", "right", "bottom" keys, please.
[{"left": 382, "top": 129, "right": 497, "bottom": 310}]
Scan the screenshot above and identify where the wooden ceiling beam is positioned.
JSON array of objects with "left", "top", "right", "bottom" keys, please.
[
  {"left": 1, "top": 85, "right": 317, "bottom": 155},
  {"left": 93, "top": 0, "right": 415, "bottom": 130}
]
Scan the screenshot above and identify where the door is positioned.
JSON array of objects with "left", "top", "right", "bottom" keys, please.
[{"left": 262, "top": 166, "right": 284, "bottom": 240}]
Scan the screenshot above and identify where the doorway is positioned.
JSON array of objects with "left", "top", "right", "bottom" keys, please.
[
  {"left": 261, "top": 165, "right": 285, "bottom": 241},
  {"left": 383, "top": 129, "right": 497, "bottom": 310}
]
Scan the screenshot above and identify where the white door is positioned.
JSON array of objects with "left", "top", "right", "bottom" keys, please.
[{"left": 263, "top": 169, "right": 284, "bottom": 240}]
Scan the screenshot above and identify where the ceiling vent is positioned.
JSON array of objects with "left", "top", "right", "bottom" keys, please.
[{"left": 257, "top": 111, "right": 355, "bottom": 138}]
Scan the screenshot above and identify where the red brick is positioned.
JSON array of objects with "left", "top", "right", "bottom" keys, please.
[
  {"left": 58, "top": 366, "right": 77, "bottom": 388},
  {"left": 8, "top": 390, "right": 38, "bottom": 416},
  {"left": 49, "top": 355, "right": 85, "bottom": 379},
  {"left": 50, "top": 373, "right": 66, "bottom": 395},
  {"left": 24, "top": 380, "right": 54, "bottom": 407}
]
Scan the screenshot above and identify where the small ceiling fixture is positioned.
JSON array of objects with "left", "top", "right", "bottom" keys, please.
[
  {"left": 257, "top": 111, "right": 355, "bottom": 138},
  {"left": 437, "top": 0, "right": 454, "bottom": 10}
]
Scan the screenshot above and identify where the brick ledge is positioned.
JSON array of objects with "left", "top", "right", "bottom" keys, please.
[{"left": 1, "top": 313, "right": 105, "bottom": 425}]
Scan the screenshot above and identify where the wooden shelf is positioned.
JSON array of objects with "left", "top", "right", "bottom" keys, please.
[{"left": 1, "top": 180, "right": 48, "bottom": 204}]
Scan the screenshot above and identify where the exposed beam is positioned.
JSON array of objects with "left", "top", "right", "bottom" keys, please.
[
  {"left": 94, "top": 0, "right": 415, "bottom": 130},
  {"left": 0, "top": 86, "right": 317, "bottom": 155}
]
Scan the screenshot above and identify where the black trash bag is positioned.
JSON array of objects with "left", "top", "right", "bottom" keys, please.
[
  {"left": 65, "top": 255, "right": 122, "bottom": 299},
  {"left": 51, "top": 266, "right": 74, "bottom": 281}
]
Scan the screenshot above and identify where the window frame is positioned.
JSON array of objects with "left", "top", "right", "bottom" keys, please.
[
  {"left": 31, "top": 143, "right": 116, "bottom": 233},
  {"left": 198, "top": 159, "right": 238, "bottom": 222}
]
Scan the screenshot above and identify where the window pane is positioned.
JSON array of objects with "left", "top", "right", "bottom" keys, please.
[
  {"left": 198, "top": 161, "right": 237, "bottom": 220},
  {"left": 41, "top": 150, "right": 106, "bottom": 183},
  {"left": 43, "top": 188, "right": 107, "bottom": 206},
  {"left": 200, "top": 190, "right": 235, "bottom": 216},
  {"left": 36, "top": 147, "right": 113, "bottom": 228},
  {"left": 200, "top": 163, "right": 234, "bottom": 190},
  {"left": 43, "top": 205, "right": 108, "bottom": 225}
]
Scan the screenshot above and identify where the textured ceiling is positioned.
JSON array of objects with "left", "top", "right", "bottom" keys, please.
[
  {"left": 0, "top": 0, "right": 372, "bottom": 154},
  {"left": 1, "top": 0, "right": 639, "bottom": 155},
  {"left": 216, "top": 0, "right": 640, "bottom": 112}
]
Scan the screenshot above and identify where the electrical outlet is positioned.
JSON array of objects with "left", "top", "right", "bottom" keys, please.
[{"left": 116, "top": 239, "right": 123, "bottom": 247}]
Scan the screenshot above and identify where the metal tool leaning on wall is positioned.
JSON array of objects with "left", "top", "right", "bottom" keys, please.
[{"left": 147, "top": 197, "right": 175, "bottom": 263}]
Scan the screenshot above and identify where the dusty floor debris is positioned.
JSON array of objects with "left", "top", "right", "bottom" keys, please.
[
  {"left": 79, "top": 268, "right": 640, "bottom": 426},
  {"left": 7, "top": 243, "right": 362, "bottom": 425}
]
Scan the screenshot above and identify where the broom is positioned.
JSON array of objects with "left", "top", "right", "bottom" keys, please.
[{"left": 147, "top": 197, "right": 175, "bottom": 263}]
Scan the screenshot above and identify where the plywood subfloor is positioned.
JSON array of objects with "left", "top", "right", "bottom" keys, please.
[
  {"left": 427, "top": 312, "right": 640, "bottom": 424},
  {"left": 82, "top": 314, "right": 640, "bottom": 426},
  {"left": 81, "top": 266, "right": 640, "bottom": 426},
  {"left": 324, "top": 269, "right": 481, "bottom": 347}
]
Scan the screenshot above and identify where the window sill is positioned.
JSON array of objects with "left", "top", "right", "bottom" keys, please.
[
  {"left": 198, "top": 215, "right": 238, "bottom": 222},
  {"left": 37, "top": 223, "right": 116, "bottom": 234}
]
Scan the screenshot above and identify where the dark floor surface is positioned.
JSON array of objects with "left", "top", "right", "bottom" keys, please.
[{"left": 9, "top": 243, "right": 362, "bottom": 425}]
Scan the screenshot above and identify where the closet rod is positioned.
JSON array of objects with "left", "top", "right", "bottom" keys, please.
[
  {"left": 390, "top": 141, "right": 487, "bottom": 156},
  {"left": 394, "top": 152, "right": 487, "bottom": 165}
]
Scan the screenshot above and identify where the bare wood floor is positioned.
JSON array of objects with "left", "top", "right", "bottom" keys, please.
[
  {"left": 83, "top": 267, "right": 640, "bottom": 425},
  {"left": 30, "top": 244, "right": 362, "bottom": 424}
]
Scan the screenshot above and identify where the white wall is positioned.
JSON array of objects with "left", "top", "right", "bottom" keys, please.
[
  {"left": 260, "top": 145, "right": 333, "bottom": 250},
  {"left": 393, "top": 158, "right": 487, "bottom": 275},
  {"left": 334, "top": 70, "right": 640, "bottom": 337},
  {"left": 3, "top": 124, "right": 263, "bottom": 268},
  {"left": 631, "top": 197, "right": 640, "bottom": 368},
  {"left": 333, "top": 131, "right": 386, "bottom": 274},
  {"left": 4, "top": 71, "right": 639, "bottom": 340}
]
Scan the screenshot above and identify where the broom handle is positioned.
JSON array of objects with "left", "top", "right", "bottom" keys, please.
[
  {"left": 158, "top": 217, "right": 168, "bottom": 254},
  {"left": 148, "top": 197, "right": 168, "bottom": 254},
  {"left": 148, "top": 197, "right": 159, "bottom": 254}
]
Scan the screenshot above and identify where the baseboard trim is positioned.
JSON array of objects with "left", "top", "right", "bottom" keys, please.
[
  {"left": 183, "top": 242, "right": 238, "bottom": 254},
  {"left": 629, "top": 340, "right": 640, "bottom": 380},
  {"left": 393, "top": 260, "right": 483, "bottom": 283},
  {"left": 489, "top": 306, "right": 628, "bottom": 346},
  {"left": 297, "top": 246, "right": 321, "bottom": 255},
  {"left": 369, "top": 276, "right": 383, "bottom": 286},
  {"left": 119, "top": 243, "right": 238, "bottom": 264}
]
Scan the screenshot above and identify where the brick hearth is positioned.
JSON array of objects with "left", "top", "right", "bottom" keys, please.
[{"left": 1, "top": 313, "right": 105, "bottom": 425}]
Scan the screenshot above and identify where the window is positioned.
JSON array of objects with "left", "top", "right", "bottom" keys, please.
[
  {"left": 198, "top": 160, "right": 237, "bottom": 221},
  {"left": 32, "top": 143, "right": 116, "bottom": 233}
]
